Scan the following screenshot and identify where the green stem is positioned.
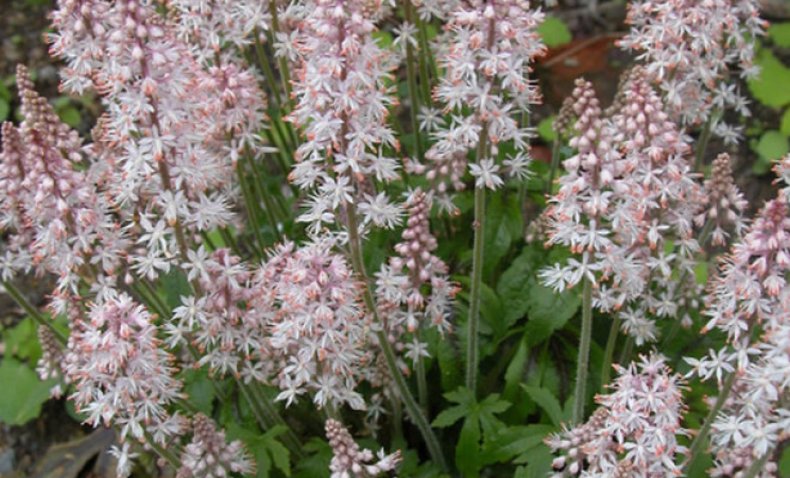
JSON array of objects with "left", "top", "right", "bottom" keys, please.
[
  {"left": 402, "top": 0, "right": 424, "bottom": 164},
  {"left": 694, "top": 113, "right": 717, "bottom": 172},
  {"left": 344, "top": 203, "right": 448, "bottom": 471},
  {"left": 200, "top": 230, "right": 218, "bottom": 250},
  {"left": 271, "top": 116, "right": 295, "bottom": 162},
  {"left": 263, "top": 127, "right": 294, "bottom": 181},
  {"left": 743, "top": 452, "right": 770, "bottom": 478},
  {"left": 254, "top": 34, "right": 283, "bottom": 109},
  {"left": 600, "top": 314, "right": 621, "bottom": 388},
  {"left": 236, "top": 380, "right": 304, "bottom": 458},
  {"left": 2, "top": 280, "right": 67, "bottom": 345},
  {"left": 390, "top": 394, "right": 405, "bottom": 446},
  {"left": 546, "top": 139, "right": 561, "bottom": 195},
  {"left": 683, "top": 371, "right": 737, "bottom": 473},
  {"left": 219, "top": 227, "right": 244, "bottom": 257},
  {"left": 140, "top": 279, "right": 171, "bottom": 319},
  {"left": 572, "top": 279, "right": 593, "bottom": 424},
  {"left": 618, "top": 335, "right": 634, "bottom": 366},
  {"left": 250, "top": 383, "right": 305, "bottom": 458},
  {"left": 269, "top": 0, "right": 295, "bottom": 109},
  {"left": 416, "top": 353, "right": 429, "bottom": 414},
  {"left": 416, "top": 15, "right": 437, "bottom": 94},
  {"left": 144, "top": 431, "right": 181, "bottom": 470},
  {"left": 465, "top": 183, "right": 486, "bottom": 393},
  {"left": 130, "top": 281, "right": 169, "bottom": 321},
  {"left": 245, "top": 145, "right": 283, "bottom": 242},
  {"left": 236, "top": 157, "right": 266, "bottom": 258}
]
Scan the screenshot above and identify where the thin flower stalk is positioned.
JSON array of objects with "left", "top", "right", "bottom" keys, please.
[{"left": 572, "top": 278, "right": 593, "bottom": 424}]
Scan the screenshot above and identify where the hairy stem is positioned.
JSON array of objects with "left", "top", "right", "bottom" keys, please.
[
  {"left": 3, "top": 281, "right": 68, "bottom": 345},
  {"left": 416, "top": 351, "right": 429, "bottom": 413},
  {"left": 599, "top": 314, "right": 621, "bottom": 388},
  {"left": 618, "top": 335, "right": 634, "bottom": 366},
  {"left": 236, "top": 156, "right": 267, "bottom": 257},
  {"left": 416, "top": 16, "right": 437, "bottom": 95},
  {"left": 466, "top": 183, "right": 486, "bottom": 393},
  {"left": 402, "top": 0, "right": 424, "bottom": 164},
  {"left": 572, "top": 278, "right": 593, "bottom": 424},
  {"left": 694, "top": 113, "right": 717, "bottom": 172},
  {"left": 743, "top": 452, "right": 770, "bottom": 478},
  {"left": 546, "top": 138, "right": 561, "bottom": 195},
  {"left": 683, "top": 371, "right": 738, "bottom": 472},
  {"left": 144, "top": 431, "right": 181, "bottom": 470}
]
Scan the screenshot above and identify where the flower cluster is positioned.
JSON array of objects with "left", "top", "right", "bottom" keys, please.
[
  {"left": 618, "top": 0, "right": 766, "bottom": 140},
  {"left": 36, "top": 326, "right": 65, "bottom": 398},
  {"left": 50, "top": 0, "right": 266, "bottom": 284},
  {"left": 64, "top": 293, "right": 184, "bottom": 444},
  {"left": 167, "top": 248, "right": 266, "bottom": 380},
  {"left": 541, "top": 70, "right": 704, "bottom": 344},
  {"left": 695, "top": 153, "right": 748, "bottom": 246},
  {"left": 0, "top": 65, "right": 120, "bottom": 293},
  {"left": 287, "top": 0, "right": 402, "bottom": 235},
  {"left": 425, "top": 0, "right": 545, "bottom": 211},
  {"left": 252, "top": 240, "right": 373, "bottom": 410},
  {"left": 325, "top": 419, "right": 402, "bottom": 478},
  {"left": 382, "top": 189, "right": 455, "bottom": 333},
  {"left": 546, "top": 354, "right": 687, "bottom": 477},
  {"left": 177, "top": 413, "right": 255, "bottom": 478},
  {"left": 169, "top": 0, "right": 270, "bottom": 64},
  {"left": 686, "top": 187, "right": 790, "bottom": 475}
]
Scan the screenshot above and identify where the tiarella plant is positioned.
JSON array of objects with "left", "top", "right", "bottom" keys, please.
[{"left": 0, "top": 0, "right": 788, "bottom": 477}]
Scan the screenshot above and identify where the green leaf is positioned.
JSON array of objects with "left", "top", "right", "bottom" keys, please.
[
  {"left": 523, "top": 281, "right": 580, "bottom": 346},
  {"left": 0, "top": 81, "right": 10, "bottom": 101},
  {"left": 0, "top": 98, "right": 9, "bottom": 122},
  {"left": 482, "top": 194, "right": 514, "bottom": 277},
  {"left": 437, "top": 336, "right": 462, "bottom": 392},
  {"left": 3, "top": 317, "right": 42, "bottom": 361},
  {"left": 159, "top": 269, "right": 192, "bottom": 310},
  {"left": 372, "top": 30, "right": 394, "bottom": 49},
  {"left": 432, "top": 404, "right": 469, "bottom": 428},
  {"left": 514, "top": 443, "right": 553, "bottom": 475},
  {"left": 496, "top": 247, "right": 580, "bottom": 344},
  {"left": 456, "top": 417, "right": 481, "bottom": 477},
  {"left": 56, "top": 105, "right": 81, "bottom": 128},
  {"left": 183, "top": 369, "right": 215, "bottom": 414},
  {"left": 476, "top": 393, "right": 511, "bottom": 437},
  {"left": 496, "top": 248, "right": 542, "bottom": 326},
  {"left": 481, "top": 424, "right": 554, "bottom": 465},
  {"left": 753, "top": 130, "right": 789, "bottom": 174},
  {"left": 779, "top": 444, "right": 790, "bottom": 477},
  {"left": 432, "top": 388, "right": 475, "bottom": 428},
  {"left": 781, "top": 109, "right": 790, "bottom": 136},
  {"left": 265, "top": 429, "right": 292, "bottom": 476},
  {"left": 537, "top": 116, "right": 556, "bottom": 142},
  {"left": 537, "top": 16, "right": 572, "bottom": 47},
  {"left": 756, "top": 130, "right": 789, "bottom": 160},
  {"left": 769, "top": 22, "right": 790, "bottom": 47},
  {"left": 226, "top": 423, "right": 291, "bottom": 478},
  {"left": 435, "top": 388, "right": 511, "bottom": 476},
  {"left": 503, "top": 338, "right": 529, "bottom": 400},
  {"left": 521, "top": 385, "right": 564, "bottom": 427},
  {"left": 748, "top": 49, "right": 790, "bottom": 108},
  {"left": 0, "top": 358, "right": 55, "bottom": 425},
  {"left": 294, "top": 438, "right": 332, "bottom": 478}
]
